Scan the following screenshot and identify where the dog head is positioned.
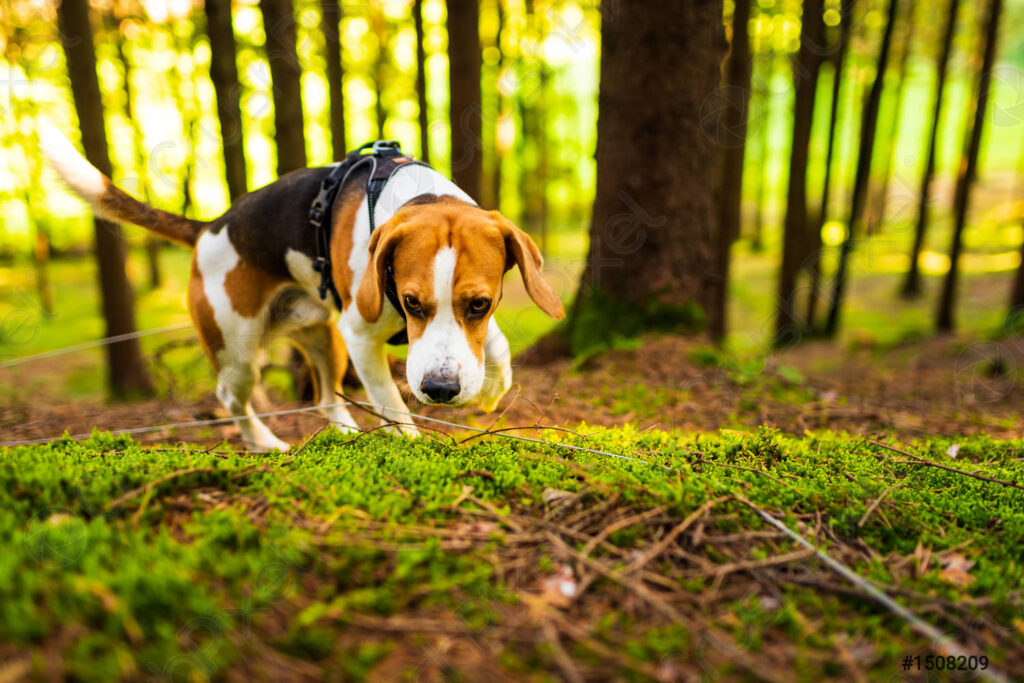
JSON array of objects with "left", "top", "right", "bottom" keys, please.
[{"left": 356, "top": 199, "right": 564, "bottom": 405}]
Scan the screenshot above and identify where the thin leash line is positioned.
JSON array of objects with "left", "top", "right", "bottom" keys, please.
[
  {"left": 0, "top": 323, "right": 193, "bottom": 370},
  {"left": 0, "top": 400, "right": 1009, "bottom": 675}
]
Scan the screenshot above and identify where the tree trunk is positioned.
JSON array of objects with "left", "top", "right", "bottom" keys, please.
[
  {"left": 1011, "top": 234, "right": 1024, "bottom": 312},
  {"left": 321, "top": 0, "right": 347, "bottom": 159},
  {"left": 373, "top": 8, "right": 388, "bottom": 138},
  {"left": 260, "top": 0, "right": 307, "bottom": 175},
  {"left": 205, "top": 0, "right": 248, "bottom": 199},
  {"left": 490, "top": 0, "right": 504, "bottom": 210},
  {"left": 56, "top": 0, "right": 154, "bottom": 398},
  {"left": 708, "top": 0, "right": 751, "bottom": 343},
  {"left": 750, "top": 50, "right": 773, "bottom": 253},
  {"left": 902, "top": 0, "right": 960, "bottom": 298},
  {"left": 775, "top": 0, "right": 824, "bottom": 347},
  {"left": 805, "top": 0, "right": 854, "bottom": 330},
  {"left": 171, "top": 19, "right": 199, "bottom": 217},
  {"left": 867, "top": 0, "right": 915, "bottom": 236},
  {"left": 564, "top": 0, "right": 725, "bottom": 357},
  {"left": 825, "top": 0, "right": 900, "bottom": 336},
  {"left": 447, "top": 0, "right": 482, "bottom": 201},
  {"left": 109, "top": 13, "right": 162, "bottom": 290},
  {"left": 414, "top": 0, "right": 429, "bottom": 162},
  {"left": 936, "top": 0, "right": 1002, "bottom": 332}
]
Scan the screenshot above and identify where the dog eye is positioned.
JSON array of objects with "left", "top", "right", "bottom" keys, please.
[
  {"left": 467, "top": 297, "right": 491, "bottom": 317},
  {"left": 403, "top": 295, "right": 423, "bottom": 315}
]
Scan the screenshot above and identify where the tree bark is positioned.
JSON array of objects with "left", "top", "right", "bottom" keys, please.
[
  {"left": 564, "top": 0, "right": 725, "bottom": 356},
  {"left": 447, "top": 0, "right": 482, "bottom": 201},
  {"left": 709, "top": 0, "right": 752, "bottom": 343},
  {"left": 57, "top": 0, "right": 154, "bottom": 398},
  {"left": 414, "top": 0, "right": 430, "bottom": 162},
  {"left": 936, "top": 0, "right": 1002, "bottom": 332},
  {"left": 775, "top": 0, "right": 824, "bottom": 347},
  {"left": 321, "top": 0, "right": 347, "bottom": 159},
  {"left": 1011, "top": 233, "right": 1024, "bottom": 312},
  {"left": 805, "top": 0, "right": 854, "bottom": 330},
  {"left": 109, "top": 13, "right": 162, "bottom": 290},
  {"left": 261, "top": 0, "right": 307, "bottom": 175},
  {"left": 825, "top": 0, "right": 900, "bottom": 336},
  {"left": 205, "top": 0, "right": 248, "bottom": 199},
  {"left": 902, "top": 0, "right": 960, "bottom": 298},
  {"left": 867, "top": 0, "right": 915, "bottom": 236}
]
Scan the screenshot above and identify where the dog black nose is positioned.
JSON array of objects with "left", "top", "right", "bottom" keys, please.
[{"left": 421, "top": 378, "right": 460, "bottom": 403}]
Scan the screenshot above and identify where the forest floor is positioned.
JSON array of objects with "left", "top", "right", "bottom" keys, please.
[{"left": 3, "top": 330, "right": 1022, "bottom": 447}]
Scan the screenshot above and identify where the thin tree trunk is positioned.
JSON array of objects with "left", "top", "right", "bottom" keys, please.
[
  {"left": 261, "top": 0, "right": 307, "bottom": 175},
  {"left": 489, "top": 0, "right": 504, "bottom": 210},
  {"left": 321, "top": 0, "right": 347, "bottom": 158},
  {"left": 825, "top": 0, "right": 900, "bottom": 336},
  {"left": 109, "top": 13, "right": 162, "bottom": 289},
  {"left": 373, "top": 8, "right": 388, "bottom": 138},
  {"left": 171, "top": 19, "right": 198, "bottom": 216},
  {"left": 750, "top": 51, "right": 773, "bottom": 253},
  {"left": 205, "top": 0, "right": 248, "bottom": 199},
  {"left": 936, "top": 0, "right": 1002, "bottom": 332},
  {"left": 1011, "top": 234, "right": 1024, "bottom": 311},
  {"left": 775, "top": 0, "right": 824, "bottom": 346},
  {"left": 902, "top": 0, "right": 960, "bottom": 298},
  {"left": 56, "top": 0, "right": 154, "bottom": 398},
  {"left": 805, "top": 0, "right": 854, "bottom": 330},
  {"left": 414, "top": 0, "right": 429, "bottom": 162},
  {"left": 447, "top": 0, "right": 482, "bottom": 201},
  {"left": 867, "top": 0, "right": 916, "bottom": 236},
  {"left": 565, "top": 0, "right": 724, "bottom": 356},
  {"left": 709, "top": 0, "right": 752, "bottom": 343}
]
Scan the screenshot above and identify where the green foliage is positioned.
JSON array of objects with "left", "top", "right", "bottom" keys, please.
[{"left": 1, "top": 427, "right": 1023, "bottom": 678}]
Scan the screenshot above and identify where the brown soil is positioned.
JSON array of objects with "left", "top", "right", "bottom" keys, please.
[{"left": 3, "top": 332, "right": 1021, "bottom": 449}]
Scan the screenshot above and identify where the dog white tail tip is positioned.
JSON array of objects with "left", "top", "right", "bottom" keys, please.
[{"left": 38, "top": 124, "right": 108, "bottom": 203}]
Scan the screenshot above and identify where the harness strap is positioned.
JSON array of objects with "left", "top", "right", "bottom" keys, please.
[{"left": 307, "top": 140, "right": 427, "bottom": 345}]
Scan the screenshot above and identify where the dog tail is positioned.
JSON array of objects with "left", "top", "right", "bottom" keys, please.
[{"left": 39, "top": 125, "right": 204, "bottom": 247}]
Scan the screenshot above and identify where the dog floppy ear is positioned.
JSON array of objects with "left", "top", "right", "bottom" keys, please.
[
  {"left": 356, "top": 220, "right": 406, "bottom": 322},
  {"left": 492, "top": 213, "right": 565, "bottom": 320}
]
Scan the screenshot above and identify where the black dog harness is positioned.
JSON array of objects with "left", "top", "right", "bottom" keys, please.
[{"left": 307, "top": 140, "right": 430, "bottom": 344}]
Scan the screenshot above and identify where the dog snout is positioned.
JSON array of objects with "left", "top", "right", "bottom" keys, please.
[{"left": 420, "top": 375, "right": 461, "bottom": 403}]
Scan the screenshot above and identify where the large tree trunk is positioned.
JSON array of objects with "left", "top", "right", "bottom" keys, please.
[
  {"left": 902, "top": 0, "right": 960, "bottom": 298},
  {"left": 321, "top": 0, "right": 347, "bottom": 159},
  {"left": 775, "top": 0, "right": 824, "bottom": 346},
  {"left": 261, "top": 0, "right": 307, "bottom": 175},
  {"left": 805, "top": 0, "right": 854, "bottom": 330},
  {"left": 57, "top": 0, "right": 154, "bottom": 398},
  {"left": 564, "top": 0, "right": 725, "bottom": 356},
  {"left": 414, "top": 0, "right": 430, "bottom": 162},
  {"left": 825, "top": 0, "right": 900, "bottom": 336},
  {"left": 447, "top": 0, "right": 482, "bottom": 201},
  {"left": 205, "top": 0, "right": 248, "bottom": 199},
  {"left": 708, "top": 0, "right": 751, "bottom": 343},
  {"left": 936, "top": 0, "right": 1002, "bottom": 332}
]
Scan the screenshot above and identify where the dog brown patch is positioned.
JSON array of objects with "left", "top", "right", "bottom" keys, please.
[
  {"left": 329, "top": 191, "right": 360, "bottom": 308},
  {"left": 188, "top": 258, "right": 225, "bottom": 366},
  {"left": 224, "top": 259, "right": 286, "bottom": 318}
]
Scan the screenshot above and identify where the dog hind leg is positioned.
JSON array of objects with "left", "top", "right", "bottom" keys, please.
[{"left": 288, "top": 323, "right": 359, "bottom": 431}]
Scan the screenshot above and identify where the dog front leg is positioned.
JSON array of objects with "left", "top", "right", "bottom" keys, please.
[
  {"left": 476, "top": 316, "right": 513, "bottom": 412},
  {"left": 339, "top": 315, "right": 420, "bottom": 436}
]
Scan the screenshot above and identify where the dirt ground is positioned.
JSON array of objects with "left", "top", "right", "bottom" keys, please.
[{"left": 3, "top": 331, "right": 1021, "bottom": 449}]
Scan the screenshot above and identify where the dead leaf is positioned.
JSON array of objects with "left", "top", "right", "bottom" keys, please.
[
  {"left": 542, "top": 488, "right": 579, "bottom": 506},
  {"left": 938, "top": 553, "right": 975, "bottom": 588},
  {"left": 947, "top": 443, "right": 960, "bottom": 459}
]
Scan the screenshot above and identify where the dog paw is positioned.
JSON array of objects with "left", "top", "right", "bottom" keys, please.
[
  {"left": 246, "top": 436, "right": 292, "bottom": 453},
  {"left": 475, "top": 371, "right": 512, "bottom": 413}
]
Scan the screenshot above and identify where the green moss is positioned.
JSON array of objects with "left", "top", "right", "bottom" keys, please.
[
  {"left": 564, "top": 287, "right": 705, "bottom": 358},
  {"left": 1, "top": 428, "right": 1023, "bottom": 679}
]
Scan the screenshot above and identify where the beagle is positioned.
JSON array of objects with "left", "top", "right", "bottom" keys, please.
[{"left": 41, "top": 129, "right": 564, "bottom": 451}]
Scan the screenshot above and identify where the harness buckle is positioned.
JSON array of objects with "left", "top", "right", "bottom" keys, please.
[{"left": 309, "top": 205, "right": 326, "bottom": 228}]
